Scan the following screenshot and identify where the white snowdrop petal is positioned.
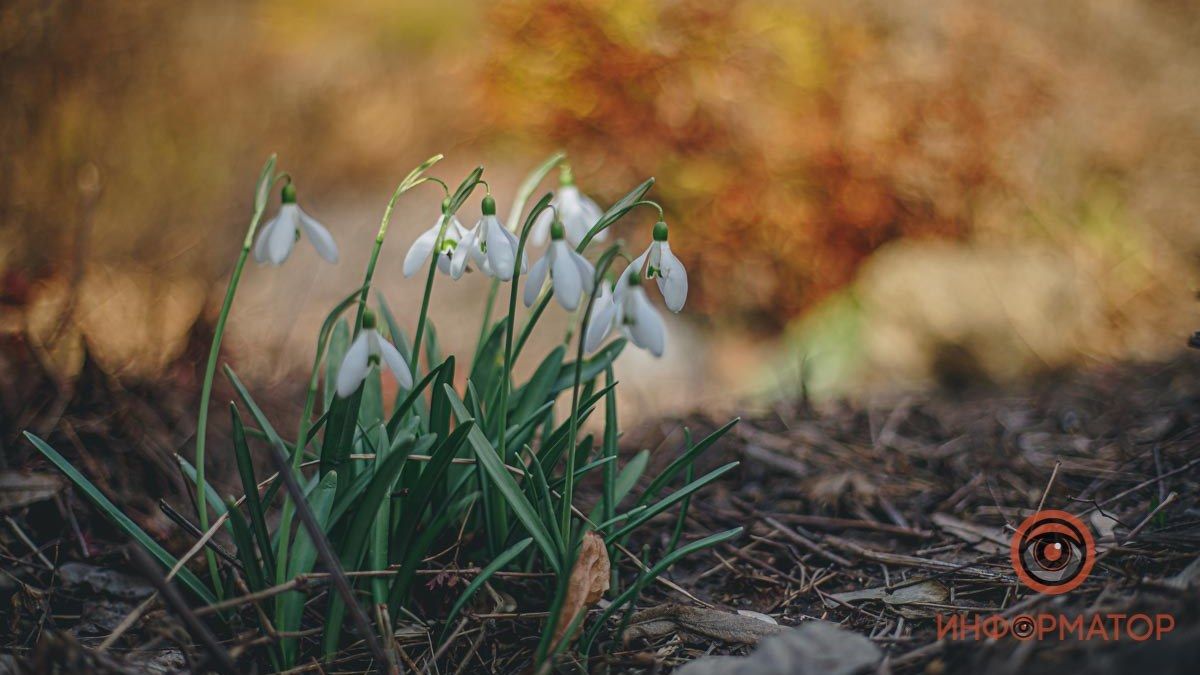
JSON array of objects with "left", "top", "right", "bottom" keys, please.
[
  {"left": 486, "top": 217, "right": 517, "bottom": 281},
  {"left": 267, "top": 205, "right": 299, "bottom": 265},
  {"left": 403, "top": 224, "right": 440, "bottom": 277},
  {"left": 254, "top": 216, "right": 278, "bottom": 263},
  {"left": 524, "top": 255, "right": 549, "bottom": 307},
  {"left": 449, "top": 227, "right": 476, "bottom": 279},
  {"left": 629, "top": 290, "right": 666, "bottom": 357},
  {"left": 584, "top": 297, "right": 617, "bottom": 353},
  {"left": 530, "top": 207, "right": 554, "bottom": 246},
  {"left": 374, "top": 331, "right": 413, "bottom": 390},
  {"left": 615, "top": 251, "right": 648, "bottom": 301},
  {"left": 298, "top": 209, "right": 339, "bottom": 264},
  {"left": 550, "top": 244, "right": 582, "bottom": 310},
  {"left": 656, "top": 241, "right": 688, "bottom": 312},
  {"left": 335, "top": 333, "right": 371, "bottom": 397},
  {"left": 569, "top": 249, "right": 595, "bottom": 294}
]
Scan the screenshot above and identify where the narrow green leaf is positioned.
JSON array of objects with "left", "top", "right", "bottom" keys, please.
[
  {"left": 26, "top": 433, "right": 216, "bottom": 604},
  {"left": 639, "top": 418, "right": 740, "bottom": 506},
  {"left": 550, "top": 339, "right": 626, "bottom": 394},
  {"left": 442, "top": 538, "right": 532, "bottom": 634},
  {"left": 231, "top": 404, "right": 275, "bottom": 575},
  {"left": 609, "top": 462, "right": 739, "bottom": 541},
  {"left": 444, "top": 385, "right": 562, "bottom": 573}
]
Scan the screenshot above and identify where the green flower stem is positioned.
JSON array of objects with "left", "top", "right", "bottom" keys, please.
[
  {"left": 409, "top": 213, "right": 447, "bottom": 375},
  {"left": 472, "top": 278, "right": 501, "bottom": 368},
  {"left": 194, "top": 162, "right": 280, "bottom": 599},
  {"left": 559, "top": 246, "right": 620, "bottom": 540},
  {"left": 274, "top": 173, "right": 439, "bottom": 598}
]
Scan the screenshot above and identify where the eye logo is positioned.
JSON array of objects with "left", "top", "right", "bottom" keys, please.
[{"left": 1010, "top": 510, "right": 1095, "bottom": 595}]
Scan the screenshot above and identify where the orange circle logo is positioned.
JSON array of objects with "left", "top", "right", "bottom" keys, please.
[{"left": 1010, "top": 510, "right": 1095, "bottom": 595}]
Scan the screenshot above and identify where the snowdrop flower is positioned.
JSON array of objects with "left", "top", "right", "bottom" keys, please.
[
  {"left": 531, "top": 165, "right": 606, "bottom": 247},
  {"left": 585, "top": 271, "right": 666, "bottom": 357},
  {"left": 455, "top": 195, "right": 526, "bottom": 281},
  {"left": 253, "top": 183, "right": 339, "bottom": 266},
  {"left": 524, "top": 219, "right": 595, "bottom": 311},
  {"left": 403, "top": 199, "right": 473, "bottom": 279},
  {"left": 618, "top": 220, "right": 687, "bottom": 313},
  {"left": 335, "top": 310, "right": 413, "bottom": 398}
]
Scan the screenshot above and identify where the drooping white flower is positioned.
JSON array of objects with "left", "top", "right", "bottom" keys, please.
[
  {"left": 617, "top": 220, "right": 687, "bottom": 312},
  {"left": 254, "top": 183, "right": 339, "bottom": 266},
  {"left": 530, "top": 166, "right": 606, "bottom": 247},
  {"left": 524, "top": 219, "right": 595, "bottom": 311},
  {"left": 335, "top": 310, "right": 413, "bottom": 397},
  {"left": 403, "top": 200, "right": 472, "bottom": 279},
  {"left": 585, "top": 271, "right": 666, "bottom": 357},
  {"left": 456, "top": 195, "right": 526, "bottom": 281}
]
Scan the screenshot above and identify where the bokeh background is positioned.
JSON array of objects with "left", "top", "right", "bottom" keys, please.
[{"left": 4, "top": 0, "right": 1200, "bottom": 425}]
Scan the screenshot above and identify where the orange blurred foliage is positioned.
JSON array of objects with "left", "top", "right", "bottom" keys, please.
[{"left": 479, "top": 0, "right": 1055, "bottom": 328}]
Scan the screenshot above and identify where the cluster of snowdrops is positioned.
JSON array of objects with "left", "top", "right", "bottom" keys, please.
[
  {"left": 26, "top": 152, "right": 743, "bottom": 671},
  {"left": 258, "top": 161, "right": 687, "bottom": 399}
]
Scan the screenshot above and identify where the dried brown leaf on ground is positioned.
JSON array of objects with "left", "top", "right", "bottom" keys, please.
[
  {"left": 550, "top": 531, "right": 610, "bottom": 652},
  {"left": 624, "top": 604, "right": 784, "bottom": 645}
]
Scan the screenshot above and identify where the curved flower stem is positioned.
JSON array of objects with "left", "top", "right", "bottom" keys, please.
[
  {"left": 472, "top": 278, "right": 501, "bottom": 368},
  {"left": 560, "top": 246, "right": 621, "bottom": 540},
  {"left": 194, "top": 158, "right": 281, "bottom": 599},
  {"left": 273, "top": 170, "right": 443, "bottom": 597},
  {"left": 409, "top": 214, "right": 446, "bottom": 375},
  {"left": 499, "top": 197, "right": 554, "bottom": 463}
]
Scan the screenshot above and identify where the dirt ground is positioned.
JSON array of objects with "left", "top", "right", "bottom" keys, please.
[{"left": 2, "top": 351, "right": 1198, "bottom": 673}]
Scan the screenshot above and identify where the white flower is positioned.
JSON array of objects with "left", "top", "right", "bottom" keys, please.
[
  {"left": 403, "top": 207, "right": 472, "bottom": 279},
  {"left": 585, "top": 272, "right": 666, "bottom": 357},
  {"left": 335, "top": 310, "right": 413, "bottom": 398},
  {"left": 253, "top": 184, "right": 339, "bottom": 266},
  {"left": 617, "top": 220, "right": 687, "bottom": 312},
  {"left": 457, "top": 195, "right": 526, "bottom": 281},
  {"left": 531, "top": 167, "right": 606, "bottom": 247},
  {"left": 524, "top": 219, "right": 595, "bottom": 311}
]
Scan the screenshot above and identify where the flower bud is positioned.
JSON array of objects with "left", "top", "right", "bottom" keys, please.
[
  {"left": 559, "top": 163, "right": 575, "bottom": 186},
  {"left": 441, "top": 196, "right": 451, "bottom": 213},
  {"left": 550, "top": 219, "right": 566, "bottom": 241},
  {"left": 652, "top": 220, "right": 669, "bottom": 242},
  {"left": 482, "top": 195, "right": 497, "bottom": 216},
  {"left": 362, "top": 309, "right": 377, "bottom": 330},
  {"left": 281, "top": 183, "right": 297, "bottom": 204}
]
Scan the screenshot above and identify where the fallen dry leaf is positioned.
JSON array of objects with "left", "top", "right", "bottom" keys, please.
[
  {"left": 0, "top": 472, "right": 64, "bottom": 512},
  {"left": 550, "top": 531, "right": 610, "bottom": 652},
  {"left": 625, "top": 604, "right": 784, "bottom": 645}
]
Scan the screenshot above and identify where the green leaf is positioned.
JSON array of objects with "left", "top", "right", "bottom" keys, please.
[
  {"left": 278, "top": 470, "right": 338, "bottom": 667},
  {"left": 639, "top": 418, "right": 739, "bottom": 506},
  {"left": 578, "top": 177, "right": 655, "bottom": 250},
  {"left": 447, "top": 166, "right": 485, "bottom": 214},
  {"left": 324, "top": 319, "right": 350, "bottom": 414},
  {"left": 613, "top": 450, "right": 649, "bottom": 508},
  {"left": 609, "top": 462, "right": 739, "bottom": 541},
  {"left": 231, "top": 404, "right": 275, "bottom": 575},
  {"left": 443, "top": 538, "right": 532, "bottom": 635},
  {"left": 513, "top": 345, "right": 565, "bottom": 422},
  {"left": 398, "top": 154, "right": 445, "bottom": 194},
  {"left": 254, "top": 154, "right": 278, "bottom": 215},
  {"left": 444, "top": 385, "right": 562, "bottom": 573},
  {"left": 550, "top": 339, "right": 626, "bottom": 394},
  {"left": 25, "top": 433, "right": 216, "bottom": 604}
]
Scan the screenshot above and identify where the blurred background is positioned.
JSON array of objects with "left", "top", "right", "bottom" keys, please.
[{"left": 4, "top": 0, "right": 1200, "bottom": 431}]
